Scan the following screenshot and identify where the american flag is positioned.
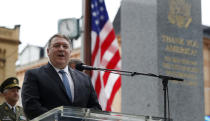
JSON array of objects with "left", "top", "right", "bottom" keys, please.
[{"left": 90, "top": 0, "right": 121, "bottom": 111}]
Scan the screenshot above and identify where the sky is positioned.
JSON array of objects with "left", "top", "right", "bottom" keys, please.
[
  {"left": 0, "top": 0, "right": 210, "bottom": 52},
  {"left": 0, "top": 0, "right": 121, "bottom": 52}
]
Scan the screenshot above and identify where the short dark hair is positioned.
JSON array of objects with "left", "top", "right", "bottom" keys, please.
[
  {"left": 47, "top": 34, "right": 71, "bottom": 48},
  {"left": 69, "top": 59, "right": 83, "bottom": 66},
  {"left": 69, "top": 59, "right": 83, "bottom": 71}
]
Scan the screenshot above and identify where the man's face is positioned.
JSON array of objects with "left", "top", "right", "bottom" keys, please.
[
  {"left": 3, "top": 88, "right": 19, "bottom": 105},
  {"left": 47, "top": 37, "right": 71, "bottom": 69}
]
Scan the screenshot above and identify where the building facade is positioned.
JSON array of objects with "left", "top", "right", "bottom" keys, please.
[{"left": 0, "top": 25, "right": 20, "bottom": 104}]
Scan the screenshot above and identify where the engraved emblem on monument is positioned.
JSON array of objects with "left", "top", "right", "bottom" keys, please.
[{"left": 168, "top": 0, "right": 192, "bottom": 28}]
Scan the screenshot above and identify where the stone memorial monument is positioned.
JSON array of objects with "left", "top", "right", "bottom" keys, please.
[{"left": 121, "top": 0, "right": 204, "bottom": 121}]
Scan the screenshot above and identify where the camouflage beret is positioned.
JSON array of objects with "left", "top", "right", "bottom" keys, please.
[{"left": 0, "top": 77, "right": 20, "bottom": 93}]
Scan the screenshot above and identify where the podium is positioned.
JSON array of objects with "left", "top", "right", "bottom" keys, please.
[{"left": 31, "top": 106, "right": 170, "bottom": 121}]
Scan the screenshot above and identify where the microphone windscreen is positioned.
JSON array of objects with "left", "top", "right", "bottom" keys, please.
[{"left": 75, "top": 63, "right": 84, "bottom": 71}]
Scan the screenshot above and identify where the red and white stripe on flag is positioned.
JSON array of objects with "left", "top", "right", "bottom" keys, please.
[{"left": 90, "top": 0, "right": 121, "bottom": 111}]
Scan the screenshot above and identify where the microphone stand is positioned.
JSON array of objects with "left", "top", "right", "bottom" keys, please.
[
  {"left": 89, "top": 67, "right": 183, "bottom": 121},
  {"left": 131, "top": 72, "right": 183, "bottom": 121}
]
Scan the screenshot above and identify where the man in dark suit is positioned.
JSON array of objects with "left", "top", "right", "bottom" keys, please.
[
  {"left": 69, "top": 58, "right": 83, "bottom": 71},
  {"left": 21, "top": 34, "right": 102, "bottom": 120}
]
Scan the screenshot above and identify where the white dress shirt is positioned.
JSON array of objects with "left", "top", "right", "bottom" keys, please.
[{"left": 49, "top": 63, "right": 75, "bottom": 102}]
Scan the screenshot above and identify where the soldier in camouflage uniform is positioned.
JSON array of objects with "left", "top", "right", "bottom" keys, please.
[{"left": 0, "top": 77, "right": 27, "bottom": 121}]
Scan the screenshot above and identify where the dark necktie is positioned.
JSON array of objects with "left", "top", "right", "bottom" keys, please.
[
  {"left": 59, "top": 70, "right": 72, "bottom": 102},
  {"left": 11, "top": 107, "right": 15, "bottom": 113}
]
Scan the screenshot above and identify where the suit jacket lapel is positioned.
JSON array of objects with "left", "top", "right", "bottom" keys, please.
[
  {"left": 69, "top": 68, "right": 78, "bottom": 103},
  {"left": 15, "top": 106, "right": 20, "bottom": 120},
  {"left": 45, "top": 63, "right": 71, "bottom": 103}
]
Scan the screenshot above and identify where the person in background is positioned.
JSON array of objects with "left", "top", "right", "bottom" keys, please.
[
  {"left": 0, "top": 77, "right": 27, "bottom": 121},
  {"left": 21, "top": 34, "right": 101, "bottom": 120},
  {"left": 69, "top": 58, "right": 83, "bottom": 71}
]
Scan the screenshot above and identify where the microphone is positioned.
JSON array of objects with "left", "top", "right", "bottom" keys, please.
[
  {"left": 75, "top": 63, "right": 97, "bottom": 71},
  {"left": 75, "top": 63, "right": 184, "bottom": 82}
]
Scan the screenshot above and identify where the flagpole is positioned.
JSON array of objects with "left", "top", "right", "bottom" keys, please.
[{"left": 83, "top": 0, "right": 91, "bottom": 75}]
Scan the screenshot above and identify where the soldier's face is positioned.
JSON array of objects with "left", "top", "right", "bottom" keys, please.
[{"left": 3, "top": 88, "right": 19, "bottom": 105}]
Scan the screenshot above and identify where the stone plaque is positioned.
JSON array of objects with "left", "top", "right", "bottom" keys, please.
[{"left": 121, "top": 0, "right": 204, "bottom": 121}]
